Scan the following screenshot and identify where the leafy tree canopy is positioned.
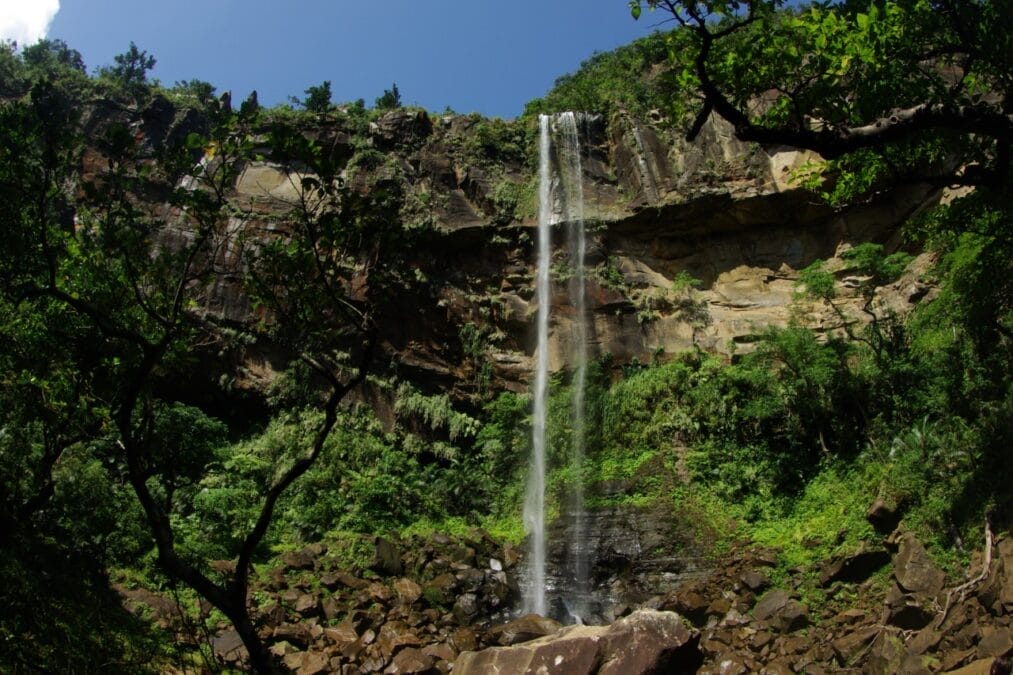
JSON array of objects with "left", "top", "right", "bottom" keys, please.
[{"left": 631, "top": 0, "right": 1011, "bottom": 197}]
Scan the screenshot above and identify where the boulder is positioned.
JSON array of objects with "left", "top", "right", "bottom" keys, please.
[
  {"left": 976, "top": 627, "right": 1013, "bottom": 659},
  {"left": 372, "top": 537, "right": 403, "bottom": 576},
  {"left": 486, "top": 614, "right": 563, "bottom": 646},
  {"left": 377, "top": 620, "right": 422, "bottom": 661},
  {"left": 454, "top": 609, "right": 701, "bottom": 675},
  {"left": 752, "top": 589, "right": 808, "bottom": 633},
  {"left": 394, "top": 578, "right": 423, "bottom": 606},
  {"left": 894, "top": 534, "right": 946, "bottom": 597},
  {"left": 819, "top": 543, "right": 890, "bottom": 586},
  {"left": 452, "top": 593, "right": 479, "bottom": 625},
  {"left": 211, "top": 629, "right": 247, "bottom": 665},
  {"left": 384, "top": 647, "right": 435, "bottom": 674}
]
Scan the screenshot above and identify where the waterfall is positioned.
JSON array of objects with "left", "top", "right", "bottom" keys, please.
[
  {"left": 524, "top": 112, "right": 590, "bottom": 619},
  {"left": 522, "top": 115, "right": 552, "bottom": 616}
]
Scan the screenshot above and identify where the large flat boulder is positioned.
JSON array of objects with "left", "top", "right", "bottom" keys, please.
[{"left": 454, "top": 609, "right": 701, "bottom": 675}]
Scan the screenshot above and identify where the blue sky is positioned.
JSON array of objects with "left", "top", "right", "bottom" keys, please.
[{"left": 18, "top": 1, "right": 660, "bottom": 118}]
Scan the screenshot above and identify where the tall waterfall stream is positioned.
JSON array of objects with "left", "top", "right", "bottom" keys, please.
[{"left": 523, "top": 112, "right": 591, "bottom": 621}]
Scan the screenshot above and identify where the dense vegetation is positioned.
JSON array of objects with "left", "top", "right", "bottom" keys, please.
[{"left": 1, "top": 0, "right": 1010, "bottom": 670}]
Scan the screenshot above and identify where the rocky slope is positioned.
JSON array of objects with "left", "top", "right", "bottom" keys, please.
[{"left": 118, "top": 522, "right": 1013, "bottom": 673}]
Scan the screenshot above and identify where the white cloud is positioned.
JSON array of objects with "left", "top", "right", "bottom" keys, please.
[{"left": 0, "top": 0, "right": 61, "bottom": 47}]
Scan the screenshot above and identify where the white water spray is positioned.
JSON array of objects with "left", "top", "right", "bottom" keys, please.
[
  {"left": 523, "top": 115, "right": 552, "bottom": 616},
  {"left": 524, "top": 113, "right": 590, "bottom": 619}
]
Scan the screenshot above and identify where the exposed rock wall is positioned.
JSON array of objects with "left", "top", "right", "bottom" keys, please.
[{"left": 79, "top": 95, "right": 941, "bottom": 400}]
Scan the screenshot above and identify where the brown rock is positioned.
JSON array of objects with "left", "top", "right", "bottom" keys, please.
[
  {"left": 894, "top": 534, "right": 946, "bottom": 597},
  {"left": 753, "top": 589, "right": 808, "bottom": 632},
  {"left": 371, "top": 537, "right": 403, "bottom": 576},
  {"left": 211, "top": 629, "right": 246, "bottom": 664},
  {"left": 662, "top": 587, "right": 710, "bottom": 625},
  {"left": 740, "top": 570, "right": 769, "bottom": 592},
  {"left": 866, "top": 629, "right": 905, "bottom": 675},
  {"left": 294, "top": 593, "right": 321, "bottom": 618},
  {"left": 831, "top": 625, "right": 879, "bottom": 666},
  {"left": 323, "top": 620, "right": 360, "bottom": 650},
  {"left": 946, "top": 657, "right": 997, "bottom": 674},
  {"left": 454, "top": 610, "right": 701, "bottom": 675},
  {"left": 273, "top": 622, "right": 312, "bottom": 648},
  {"left": 977, "top": 627, "right": 1013, "bottom": 659},
  {"left": 449, "top": 627, "right": 478, "bottom": 653},
  {"left": 422, "top": 573, "right": 457, "bottom": 607},
  {"left": 394, "top": 578, "right": 423, "bottom": 606},
  {"left": 281, "top": 548, "right": 317, "bottom": 571},
  {"left": 282, "top": 650, "right": 329, "bottom": 675},
  {"left": 421, "top": 642, "right": 456, "bottom": 662},
  {"left": 486, "top": 614, "right": 563, "bottom": 646},
  {"left": 383, "top": 647, "right": 435, "bottom": 674},
  {"left": 377, "top": 620, "right": 422, "bottom": 661}
]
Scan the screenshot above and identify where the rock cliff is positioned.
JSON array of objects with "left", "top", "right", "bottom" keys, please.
[{"left": 94, "top": 97, "right": 940, "bottom": 401}]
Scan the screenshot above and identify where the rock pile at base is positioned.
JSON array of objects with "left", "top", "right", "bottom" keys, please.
[{"left": 117, "top": 525, "right": 1013, "bottom": 674}]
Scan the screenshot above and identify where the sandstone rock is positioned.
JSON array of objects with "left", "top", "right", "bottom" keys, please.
[
  {"left": 394, "top": 578, "right": 423, "bottom": 606},
  {"left": 866, "top": 629, "right": 906, "bottom": 675},
  {"left": 211, "top": 629, "right": 246, "bottom": 664},
  {"left": 283, "top": 648, "right": 330, "bottom": 672},
  {"left": 323, "top": 620, "right": 360, "bottom": 650},
  {"left": 740, "top": 570, "right": 769, "bottom": 592},
  {"left": 486, "top": 613, "right": 563, "bottom": 646},
  {"left": 294, "top": 593, "right": 321, "bottom": 618},
  {"left": 383, "top": 647, "right": 434, "bottom": 674},
  {"left": 273, "top": 622, "right": 313, "bottom": 647},
  {"left": 662, "top": 587, "right": 710, "bottom": 626},
  {"left": 894, "top": 534, "right": 946, "bottom": 597},
  {"left": 455, "top": 610, "right": 700, "bottom": 675},
  {"left": 377, "top": 620, "right": 421, "bottom": 661},
  {"left": 706, "top": 652, "right": 749, "bottom": 674},
  {"left": 449, "top": 627, "right": 479, "bottom": 653},
  {"left": 752, "top": 589, "right": 808, "bottom": 632},
  {"left": 831, "top": 626, "right": 880, "bottom": 666},
  {"left": 976, "top": 627, "right": 1013, "bottom": 659}
]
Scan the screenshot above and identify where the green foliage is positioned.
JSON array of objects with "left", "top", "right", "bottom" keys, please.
[
  {"left": 374, "top": 82, "right": 402, "bottom": 109},
  {"left": 633, "top": 0, "right": 1010, "bottom": 203},
  {"left": 524, "top": 32, "right": 675, "bottom": 118},
  {"left": 302, "top": 80, "right": 333, "bottom": 113},
  {"left": 101, "top": 42, "right": 156, "bottom": 98},
  {"left": 168, "top": 78, "right": 216, "bottom": 108}
]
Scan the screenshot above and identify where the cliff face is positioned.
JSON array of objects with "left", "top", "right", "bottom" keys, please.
[
  {"left": 340, "top": 108, "right": 937, "bottom": 397},
  {"left": 88, "top": 97, "right": 940, "bottom": 399}
]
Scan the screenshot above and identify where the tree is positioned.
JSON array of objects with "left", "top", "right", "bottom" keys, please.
[
  {"left": 0, "top": 56, "right": 407, "bottom": 668},
  {"left": 630, "top": 0, "right": 1011, "bottom": 194},
  {"left": 21, "top": 38, "right": 85, "bottom": 74},
  {"left": 375, "top": 81, "right": 402, "bottom": 109},
  {"left": 103, "top": 41, "right": 156, "bottom": 97},
  {"left": 302, "top": 79, "right": 333, "bottom": 112}
]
